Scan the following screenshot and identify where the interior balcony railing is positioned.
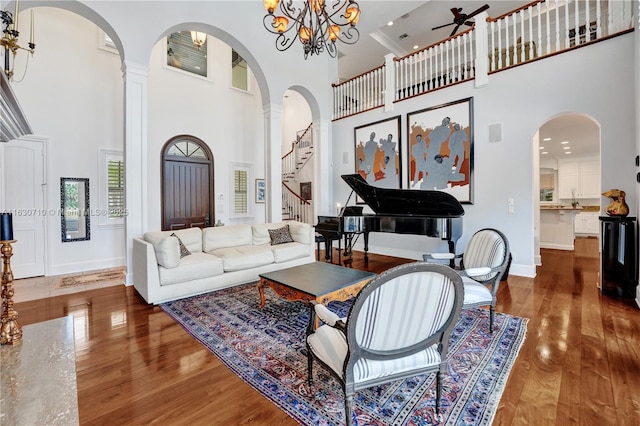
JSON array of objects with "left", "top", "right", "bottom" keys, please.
[{"left": 332, "top": 0, "right": 635, "bottom": 120}]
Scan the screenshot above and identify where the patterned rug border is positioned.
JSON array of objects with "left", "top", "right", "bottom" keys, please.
[{"left": 161, "top": 283, "right": 528, "bottom": 425}]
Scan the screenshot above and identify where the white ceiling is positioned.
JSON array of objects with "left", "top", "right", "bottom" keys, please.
[
  {"left": 335, "top": 1, "right": 600, "bottom": 159},
  {"left": 539, "top": 115, "right": 600, "bottom": 161}
]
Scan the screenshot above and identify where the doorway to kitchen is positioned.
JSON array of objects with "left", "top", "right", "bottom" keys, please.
[{"left": 533, "top": 114, "right": 601, "bottom": 264}]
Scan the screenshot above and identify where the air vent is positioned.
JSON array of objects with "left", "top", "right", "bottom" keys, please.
[{"left": 399, "top": 33, "right": 409, "bottom": 40}]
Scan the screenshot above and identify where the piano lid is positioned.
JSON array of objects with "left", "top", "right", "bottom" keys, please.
[{"left": 341, "top": 174, "right": 465, "bottom": 217}]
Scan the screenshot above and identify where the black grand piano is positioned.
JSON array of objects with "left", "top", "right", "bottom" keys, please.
[{"left": 315, "top": 174, "right": 464, "bottom": 265}]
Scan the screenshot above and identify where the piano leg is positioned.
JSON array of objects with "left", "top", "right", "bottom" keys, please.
[
  {"left": 363, "top": 232, "right": 370, "bottom": 260},
  {"left": 324, "top": 238, "right": 333, "bottom": 262},
  {"left": 447, "top": 240, "right": 456, "bottom": 268}
]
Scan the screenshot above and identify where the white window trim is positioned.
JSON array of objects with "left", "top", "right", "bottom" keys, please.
[
  {"left": 162, "top": 35, "right": 214, "bottom": 83},
  {"left": 229, "top": 162, "right": 254, "bottom": 219},
  {"left": 97, "top": 28, "right": 118, "bottom": 55},
  {"left": 98, "top": 149, "right": 124, "bottom": 229},
  {"left": 230, "top": 51, "right": 253, "bottom": 94}
]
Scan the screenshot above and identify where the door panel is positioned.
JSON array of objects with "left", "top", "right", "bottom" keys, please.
[
  {"left": 163, "top": 161, "right": 210, "bottom": 230},
  {"left": 3, "top": 139, "right": 46, "bottom": 278}
]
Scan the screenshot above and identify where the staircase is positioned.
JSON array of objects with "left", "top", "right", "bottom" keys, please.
[{"left": 282, "top": 123, "right": 313, "bottom": 224}]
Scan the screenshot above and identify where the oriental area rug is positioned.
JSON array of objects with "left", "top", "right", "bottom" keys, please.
[{"left": 161, "top": 283, "right": 528, "bottom": 425}]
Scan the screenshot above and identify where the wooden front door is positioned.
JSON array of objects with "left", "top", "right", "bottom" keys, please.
[{"left": 162, "top": 136, "right": 214, "bottom": 230}]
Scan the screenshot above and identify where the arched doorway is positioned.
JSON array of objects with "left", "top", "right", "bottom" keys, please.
[
  {"left": 534, "top": 114, "right": 600, "bottom": 264},
  {"left": 161, "top": 135, "right": 214, "bottom": 230}
]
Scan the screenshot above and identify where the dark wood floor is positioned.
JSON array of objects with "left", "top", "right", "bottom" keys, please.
[{"left": 13, "top": 238, "right": 640, "bottom": 425}]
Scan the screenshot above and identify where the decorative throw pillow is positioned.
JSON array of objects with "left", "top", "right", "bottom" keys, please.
[
  {"left": 268, "top": 225, "right": 294, "bottom": 245},
  {"left": 171, "top": 233, "right": 191, "bottom": 258}
]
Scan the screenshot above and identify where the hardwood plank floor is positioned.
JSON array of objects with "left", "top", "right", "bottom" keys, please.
[{"left": 12, "top": 238, "right": 640, "bottom": 425}]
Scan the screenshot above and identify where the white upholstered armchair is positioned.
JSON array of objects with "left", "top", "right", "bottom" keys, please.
[
  {"left": 305, "top": 262, "right": 464, "bottom": 426},
  {"left": 424, "top": 228, "right": 510, "bottom": 333}
]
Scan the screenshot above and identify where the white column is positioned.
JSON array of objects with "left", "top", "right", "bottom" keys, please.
[
  {"left": 263, "top": 104, "right": 282, "bottom": 223},
  {"left": 313, "top": 116, "right": 332, "bottom": 217},
  {"left": 122, "top": 61, "right": 148, "bottom": 285},
  {"left": 383, "top": 53, "right": 395, "bottom": 112},
  {"left": 474, "top": 11, "right": 489, "bottom": 87}
]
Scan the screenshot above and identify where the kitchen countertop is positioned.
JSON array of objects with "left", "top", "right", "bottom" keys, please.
[{"left": 540, "top": 205, "right": 600, "bottom": 212}]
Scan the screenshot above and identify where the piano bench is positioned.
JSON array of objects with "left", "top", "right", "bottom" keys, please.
[{"left": 315, "top": 233, "right": 342, "bottom": 263}]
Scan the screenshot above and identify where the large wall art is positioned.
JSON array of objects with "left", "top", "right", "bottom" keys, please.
[
  {"left": 354, "top": 116, "right": 402, "bottom": 194},
  {"left": 407, "top": 97, "right": 474, "bottom": 204}
]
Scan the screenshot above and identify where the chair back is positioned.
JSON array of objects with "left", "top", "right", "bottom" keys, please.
[
  {"left": 344, "top": 262, "right": 463, "bottom": 381},
  {"left": 462, "top": 228, "right": 509, "bottom": 283}
]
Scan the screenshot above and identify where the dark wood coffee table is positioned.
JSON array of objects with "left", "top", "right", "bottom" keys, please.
[{"left": 258, "top": 262, "right": 376, "bottom": 309}]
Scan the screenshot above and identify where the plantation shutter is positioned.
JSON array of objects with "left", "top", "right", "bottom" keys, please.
[
  {"left": 107, "top": 159, "right": 125, "bottom": 217},
  {"left": 540, "top": 173, "right": 554, "bottom": 190},
  {"left": 234, "top": 170, "right": 247, "bottom": 214}
]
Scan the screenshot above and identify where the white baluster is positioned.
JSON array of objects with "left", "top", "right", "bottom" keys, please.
[
  {"left": 536, "top": 2, "right": 542, "bottom": 57},
  {"left": 555, "top": 0, "right": 561, "bottom": 52},
  {"left": 586, "top": 0, "right": 591, "bottom": 42},
  {"left": 489, "top": 20, "right": 495, "bottom": 72},
  {"left": 596, "top": 0, "right": 602, "bottom": 38},
  {"left": 545, "top": 0, "right": 551, "bottom": 55},
  {"left": 497, "top": 19, "right": 503, "bottom": 69},
  {"left": 575, "top": 0, "right": 580, "bottom": 46},
  {"left": 519, "top": 10, "right": 525, "bottom": 63},
  {"left": 528, "top": 6, "right": 534, "bottom": 60}
]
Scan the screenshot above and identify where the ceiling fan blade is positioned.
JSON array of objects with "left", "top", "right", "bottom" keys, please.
[
  {"left": 432, "top": 22, "right": 456, "bottom": 30},
  {"left": 450, "top": 7, "right": 462, "bottom": 19},
  {"left": 450, "top": 24, "right": 461, "bottom": 37},
  {"left": 465, "top": 4, "right": 490, "bottom": 20}
]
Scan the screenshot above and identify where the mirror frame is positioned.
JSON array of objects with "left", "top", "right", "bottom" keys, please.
[{"left": 60, "top": 177, "right": 90, "bottom": 242}]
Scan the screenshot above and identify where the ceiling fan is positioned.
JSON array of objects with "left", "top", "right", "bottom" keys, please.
[{"left": 432, "top": 4, "right": 490, "bottom": 37}]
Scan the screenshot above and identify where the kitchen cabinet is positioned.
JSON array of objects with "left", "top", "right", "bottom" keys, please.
[
  {"left": 540, "top": 208, "right": 580, "bottom": 250},
  {"left": 575, "top": 212, "right": 599, "bottom": 235},
  {"left": 558, "top": 158, "right": 600, "bottom": 199}
]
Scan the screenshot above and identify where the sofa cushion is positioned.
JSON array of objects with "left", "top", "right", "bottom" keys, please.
[
  {"left": 158, "top": 252, "right": 224, "bottom": 286},
  {"left": 171, "top": 228, "right": 203, "bottom": 253},
  {"left": 171, "top": 233, "right": 191, "bottom": 258},
  {"left": 210, "top": 245, "right": 275, "bottom": 272},
  {"left": 268, "top": 225, "right": 294, "bottom": 245},
  {"left": 270, "top": 242, "right": 311, "bottom": 263},
  {"left": 252, "top": 222, "right": 289, "bottom": 245},
  {"left": 203, "top": 225, "right": 253, "bottom": 252},
  {"left": 287, "top": 221, "right": 312, "bottom": 245},
  {"left": 143, "top": 233, "right": 180, "bottom": 269},
  {"left": 145, "top": 227, "right": 203, "bottom": 254}
]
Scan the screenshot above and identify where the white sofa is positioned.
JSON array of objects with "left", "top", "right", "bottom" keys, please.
[{"left": 132, "top": 221, "right": 315, "bottom": 304}]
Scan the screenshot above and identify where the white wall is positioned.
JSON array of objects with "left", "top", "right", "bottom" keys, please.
[
  {"left": 9, "top": 8, "right": 125, "bottom": 275},
  {"left": 147, "top": 36, "right": 265, "bottom": 229},
  {"left": 331, "top": 33, "right": 637, "bottom": 278}
]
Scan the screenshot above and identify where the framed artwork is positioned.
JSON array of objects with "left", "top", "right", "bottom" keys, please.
[
  {"left": 407, "top": 97, "right": 474, "bottom": 204},
  {"left": 255, "top": 179, "right": 265, "bottom": 203},
  {"left": 300, "top": 181, "right": 312, "bottom": 201},
  {"left": 354, "top": 116, "right": 402, "bottom": 203}
]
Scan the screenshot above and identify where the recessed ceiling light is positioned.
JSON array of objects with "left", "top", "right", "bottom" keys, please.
[
  {"left": 542, "top": 151, "right": 548, "bottom": 154},
  {"left": 563, "top": 146, "right": 570, "bottom": 150},
  {"left": 561, "top": 141, "right": 569, "bottom": 144},
  {"left": 565, "top": 151, "right": 572, "bottom": 154},
  {"left": 413, "top": 45, "right": 419, "bottom": 49},
  {"left": 539, "top": 146, "right": 545, "bottom": 149},
  {"left": 387, "top": 21, "right": 393, "bottom": 26},
  {"left": 543, "top": 138, "right": 551, "bottom": 141}
]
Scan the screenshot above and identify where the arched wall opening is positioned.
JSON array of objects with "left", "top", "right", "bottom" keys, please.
[{"left": 533, "top": 113, "right": 601, "bottom": 265}]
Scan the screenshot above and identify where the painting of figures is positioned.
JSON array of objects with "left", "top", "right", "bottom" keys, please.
[
  {"left": 407, "top": 97, "right": 474, "bottom": 204},
  {"left": 354, "top": 116, "right": 402, "bottom": 194}
]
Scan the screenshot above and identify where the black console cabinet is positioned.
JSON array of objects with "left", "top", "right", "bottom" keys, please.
[{"left": 600, "top": 216, "right": 638, "bottom": 297}]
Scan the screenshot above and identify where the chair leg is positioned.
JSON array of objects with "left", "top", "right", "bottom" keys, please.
[
  {"left": 435, "top": 370, "right": 442, "bottom": 415},
  {"left": 489, "top": 306, "right": 495, "bottom": 333},
  {"left": 345, "top": 393, "right": 354, "bottom": 426},
  {"left": 307, "top": 353, "right": 313, "bottom": 387}
]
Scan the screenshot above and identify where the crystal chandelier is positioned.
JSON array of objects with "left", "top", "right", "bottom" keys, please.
[{"left": 263, "top": 0, "right": 361, "bottom": 59}]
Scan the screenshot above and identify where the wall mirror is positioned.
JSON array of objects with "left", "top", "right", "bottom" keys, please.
[{"left": 61, "top": 177, "right": 90, "bottom": 242}]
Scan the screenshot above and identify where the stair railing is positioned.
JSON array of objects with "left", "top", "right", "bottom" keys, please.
[{"left": 282, "top": 181, "right": 311, "bottom": 224}]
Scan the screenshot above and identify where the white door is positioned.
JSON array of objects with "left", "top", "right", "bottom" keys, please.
[{"left": 2, "top": 137, "right": 46, "bottom": 278}]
